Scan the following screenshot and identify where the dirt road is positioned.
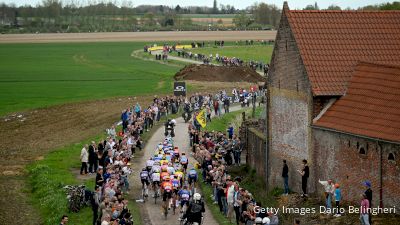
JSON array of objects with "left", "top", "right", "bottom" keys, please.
[{"left": 0, "top": 31, "right": 276, "bottom": 43}]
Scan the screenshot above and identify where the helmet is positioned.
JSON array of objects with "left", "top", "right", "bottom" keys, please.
[
  {"left": 154, "top": 168, "right": 160, "bottom": 173},
  {"left": 254, "top": 217, "right": 263, "bottom": 224},
  {"left": 165, "top": 177, "right": 170, "bottom": 181},
  {"left": 162, "top": 167, "right": 167, "bottom": 172},
  {"left": 262, "top": 217, "right": 270, "bottom": 224},
  {"left": 193, "top": 193, "right": 201, "bottom": 201},
  {"left": 154, "top": 153, "right": 158, "bottom": 157}
]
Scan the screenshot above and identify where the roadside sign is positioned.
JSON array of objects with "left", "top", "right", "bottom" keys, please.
[{"left": 174, "top": 82, "right": 186, "bottom": 96}]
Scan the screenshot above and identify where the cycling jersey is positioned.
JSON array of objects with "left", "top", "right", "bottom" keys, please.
[
  {"left": 171, "top": 179, "right": 180, "bottom": 189},
  {"left": 162, "top": 181, "right": 173, "bottom": 192},
  {"left": 180, "top": 156, "right": 188, "bottom": 165},
  {"left": 161, "top": 164, "right": 168, "bottom": 171},
  {"left": 152, "top": 172, "right": 161, "bottom": 182},
  {"left": 161, "top": 172, "right": 170, "bottom": 180},
  {"left": 146, "top": 160, "right": 154, "bottom": 167},
  {"left": 154, "top": 156, "right": 162, "bottom": 161},
  {"left": 178, "top": 189, "right": 190, "bottom": 201},
  {"left": 188, "top": 169, "right": 197, "bottom": 178},
  {"left": 165, "top": 155, "right": 172, "bottom": 162},
  {"left": 151, "top": 165, "right": 161, "bottom": 174},
  {"left": 167, "top": 166, "right": 175, "bottom": 175},
  {"left": 160, "top": 159, "right": 168, "bottom": 165},
  {"left": 175, "top": 171, "right": 184, "bottom": 180},
  {"left": 140, "top": 171, "right": 149, "bottom": 180}
]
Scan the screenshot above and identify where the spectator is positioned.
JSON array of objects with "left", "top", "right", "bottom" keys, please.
[
  {"left": 360, "top": 194, "right": 370, "bottom": 225},
  {"left": 88, "top": 141, "right": 98, "bottom": 173},
  {"left": 282, "top": 160, "right": 289, "bottom": 195},
  {"left": 364, "top": 181, "right": 373, "bottom": 224},
  {"left": 96, "top": 167, "right": 104, "bottom": 187},
  {"left": 318, "top": 179, "right": 334, "bottom": 210},
  {"left": 298, "top": 159, "right": 309, "bottom": 197},
  {"left": 268, "top": 212, "right": 279, "bottom": 225},
  {"left": 227, "top": 124, "right": 234, "bottom": 140},
  {"left": 334, "top": 183, "right": 342, "bottom": 217},
  {"left": 59, "top": 215, "right": 68, "bottom": 225},
  {"left": 80, "top": 144, "right": 89, "bottom": 175}
]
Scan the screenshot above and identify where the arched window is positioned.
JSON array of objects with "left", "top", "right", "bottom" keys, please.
[
  {"left": 359, "top": 147, "right": 366, "bottom": 155},
  {"left": 388, "top": 153, "right": 395, "bottom": 161}
]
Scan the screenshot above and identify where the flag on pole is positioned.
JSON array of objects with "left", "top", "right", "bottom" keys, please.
[{"left": 196, "top": 109, "right": 207, "bottom": 128}]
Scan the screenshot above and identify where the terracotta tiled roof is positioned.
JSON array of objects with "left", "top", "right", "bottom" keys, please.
[
  {"left": 286, "top": 9, "right": 400, "bottom": 96},
  {"left": 313, "top": 62, "right": 400, "bottom": 143}
]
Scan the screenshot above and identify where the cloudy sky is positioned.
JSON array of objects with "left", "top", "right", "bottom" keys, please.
[{"left": 1, "top": 0, "right": 391, "bottom": 9}]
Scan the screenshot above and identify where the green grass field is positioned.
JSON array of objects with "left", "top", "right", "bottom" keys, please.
[
  {"left": 0, "top": 42, "right": 179, "bottom": 116},
  {"left": 188, "top": 45, "right": 273, "bottom": 63}
]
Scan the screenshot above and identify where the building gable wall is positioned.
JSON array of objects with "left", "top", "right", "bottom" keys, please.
[{"left": 267, "top": 8, "right": 314, "bottom": 193}]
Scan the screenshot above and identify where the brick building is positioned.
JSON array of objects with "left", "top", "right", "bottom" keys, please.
[
  {"left": 313, "top": 62, "right": 400, "bottom": 208},
  {"left": 266, "top": 1, "right": 400, "bottom": 202}
]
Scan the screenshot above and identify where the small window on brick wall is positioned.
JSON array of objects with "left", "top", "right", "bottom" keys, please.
[
  {"left": 359, "top": 147, "right": 366, "bottom": 155},
  {"left": 388, "top": 153, "right": 395, "bottom": 161}
]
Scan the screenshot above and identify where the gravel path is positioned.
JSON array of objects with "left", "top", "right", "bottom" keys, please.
[{"left": 150, "top": 50, "right": 265, "bottom": 76}]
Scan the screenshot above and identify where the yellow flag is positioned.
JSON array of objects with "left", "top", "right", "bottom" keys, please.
[{"left": 196, "top": 109, "right": 207, "bottom": 128}]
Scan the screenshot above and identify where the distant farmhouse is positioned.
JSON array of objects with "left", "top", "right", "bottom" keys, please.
[{"left": 266, "top": 2, "right": 400, "bottom": 208}]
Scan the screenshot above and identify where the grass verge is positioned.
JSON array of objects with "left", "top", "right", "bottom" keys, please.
[{"left": 27, "top": 132, "right": 143, "bottom": 225}]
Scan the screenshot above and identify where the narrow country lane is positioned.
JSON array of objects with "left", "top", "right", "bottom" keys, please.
[{"left": 131, "top": 105, "right": 242, "bottom": 225}]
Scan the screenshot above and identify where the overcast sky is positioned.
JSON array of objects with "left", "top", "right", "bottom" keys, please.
[{"left": 1, "top": 0, "right": 391, "bottom": 9}]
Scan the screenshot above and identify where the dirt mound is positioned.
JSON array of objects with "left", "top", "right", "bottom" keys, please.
[{"left": 174, "top": 64, "right": 266, "bottom": 83}]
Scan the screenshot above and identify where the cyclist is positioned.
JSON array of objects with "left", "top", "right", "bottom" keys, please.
[
  {"left": 182, "top": 193, "right": 205, "bottom": 224},
  {"left": 146, "top": 157, "right": 154, "bottom": 172},
  {"left": 175, "top": 168, "right": 184, "bottom": 185},
  {"left": 151, "top": 161, "right": 161, "bottom": 175},
  {"left": 160, "top": 156, "right": 169, "bottom": 166},
  {"left": 167, "top": 162, "right": 176, "bottom": 175},
  {"left": 161, "top": 176, "right": 173, "bottom": 210},
  {"left": 188, "top": 168, "right": 198, "bottom": 192},
  {"left": 178, "top": 185, "right": 191, "bottom": 212},
  {"left": 171, "top": 174, "right": 180, "bottom": 212},
  {"left": 161, "top": 168, "right": 170, "bottom": 181},
  {"left": 151, "top": 168, "right": 161, "bottom": 196},
  {"left": 173, "top": 146, "right": 180, "bottom": 159},
  {"left": 140, "top": 168, "right": 150, "bottom": 197},
  {"left": 180, "top": 152, "right": 189, "bottom": 173}
]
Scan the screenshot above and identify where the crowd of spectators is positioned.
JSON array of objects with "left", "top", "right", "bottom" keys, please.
[
  {"left": 77, "top": 90, "right": 246, "bottom": 225},
  {"left": 191, "top": 130, "right": 279, "bottom": 225}
]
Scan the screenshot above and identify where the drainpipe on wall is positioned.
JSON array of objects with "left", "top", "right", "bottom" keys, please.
[{"left": 378, "top": 141, "right": 383, "bottom": 208}]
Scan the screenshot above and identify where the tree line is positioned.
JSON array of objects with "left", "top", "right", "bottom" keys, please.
[{"left": 1, "top": 0, "right": 398, "bottom": 34}]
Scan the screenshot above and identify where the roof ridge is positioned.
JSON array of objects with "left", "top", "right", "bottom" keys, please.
[{"left": 288, "top": 10, "right": 400, "bottom": 13}]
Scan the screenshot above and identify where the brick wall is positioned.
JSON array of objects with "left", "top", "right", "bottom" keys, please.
[
  {"left": 240, "top": 120, "right": 268, "bottom": 187},
  {"left": 267, "top": 7, "right": 314, "bottom": 193},
  {"left": 313, "top": 128, "right": 400, "bottom": 209}
]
